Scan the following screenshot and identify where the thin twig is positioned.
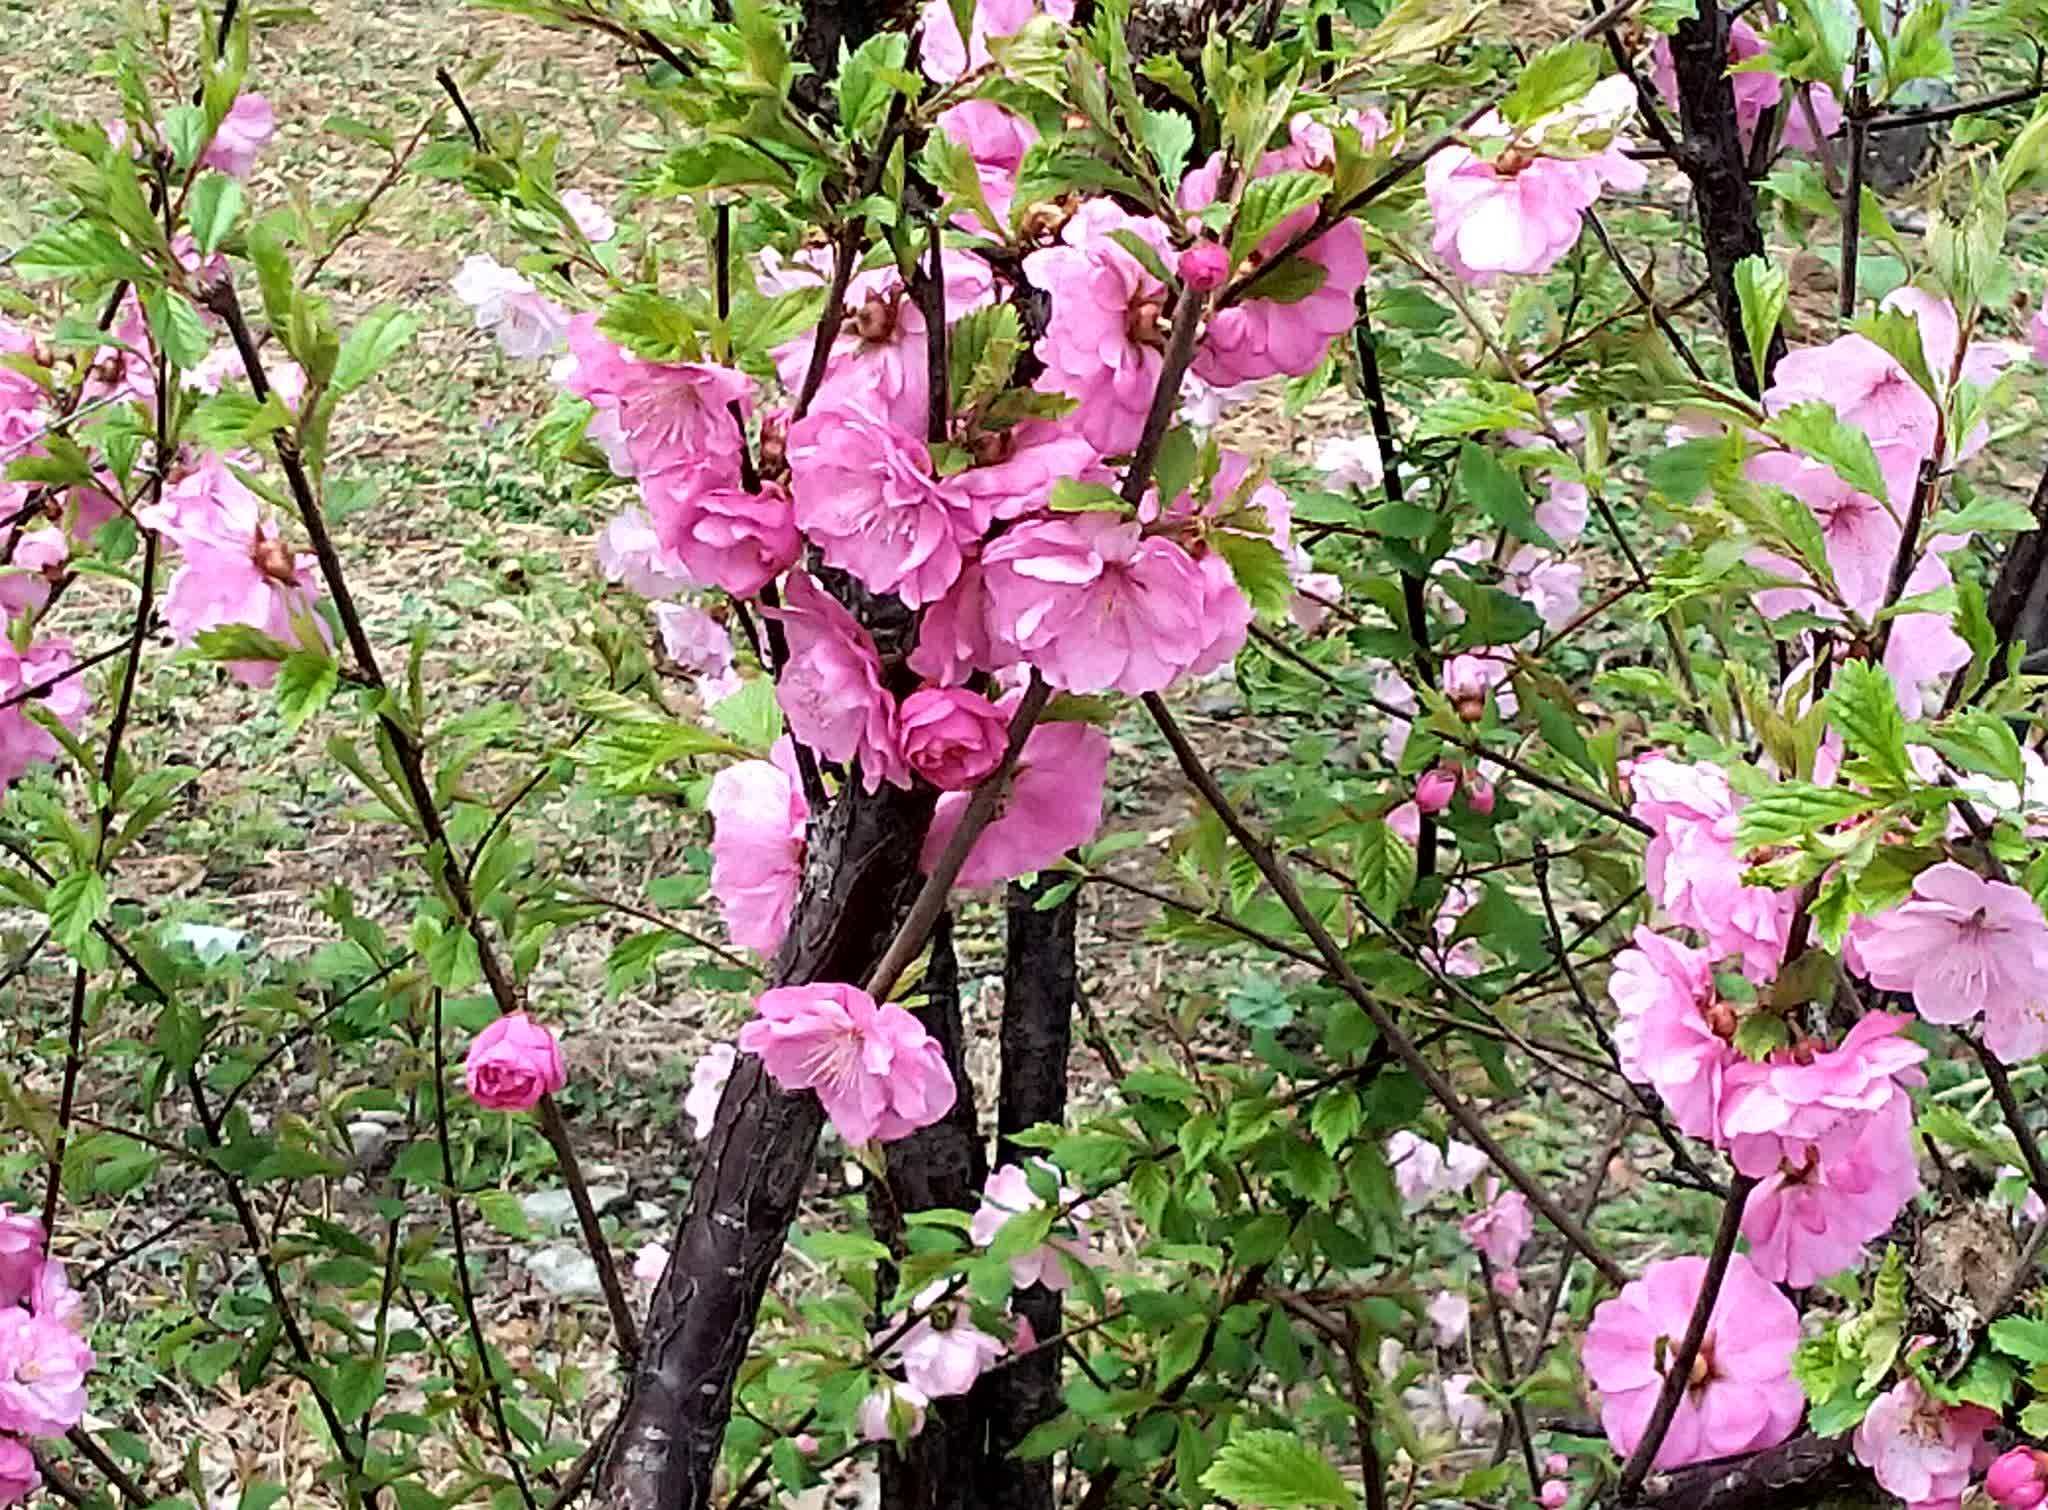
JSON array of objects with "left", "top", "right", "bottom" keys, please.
[
  {"left": 1476, "top": 1251, "right": 1542, "bottom": 1492},
  {"left": 536, "top": 1093, "right": 641, "bottom": 1362}
]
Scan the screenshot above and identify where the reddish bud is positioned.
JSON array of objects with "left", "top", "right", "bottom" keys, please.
[
  {"left": 251, "top": 537, "right": 297, "bottom": 585},
  {"left": 1415, "top": 767, "right": 1457, "bottom": 814},
  {"left": 1177, "top": 240, "right": 1230, "bottom": 293},
  {"left": 850, "top": 292, "right": 897, "bottom": 343},
  {"left": 1703, "top": 1001, "right": 1739, "bottom": 1041}
]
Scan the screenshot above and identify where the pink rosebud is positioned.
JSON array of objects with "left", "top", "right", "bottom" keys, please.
[
  {"left": 1178, "top": 240, "right": 1230, "bottom": 292},
  {"left": 900, "top": 687, "right": 1010, "bottom": 791},
  {"left": 0, "top": 1206, "right": 46, "bottom": 1309},
  {"left": 1466, "top": 774, "right": 1496, "bottom": 816},
  {"left": 1415, "top": 767, "right": 1457, "bottom": 814},
  {"left": 1988, "top": 1448, "right": 2048, "bottom": 1509},
  {"left": 1544, "top": 1454, "right": 1569, "bottom": 1479},
  {"left": 463, "top": 1012, "right": 567, "bottom": 1111},
  {"left": 1540, "top": 1480, "right": 1569, "bottom": 1510},
  {"left": 0, "top": 1439, "right": 37, "bottom": 1508},
  {"left": 857, "top": 1381, "right": 928, "bottom": 1443},
  {"left": 793, "top": 1433, "right": 820, "bottom": 1456}
]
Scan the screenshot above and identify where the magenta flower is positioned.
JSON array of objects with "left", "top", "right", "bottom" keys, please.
[
  {"left": 642, "top": 471, "right": 800, "bottom": 599},
  {"left": 788, "top": 409, "right": 982, "bottom": 607},
  {"left": 980, "top": 512, "right": 1213, "bottom": 694},
  {"left": 684, "top": 1043, "right": 738, "bottom": 1142},
  {"left": 1608, "top": 927, "right": 1739, "bottom": 1144},
  {"left": 772, "top": 571, "right": 907, "bottom": 791},
  {"left": 0, "top": 1308, "right": 93, "bottom": 1437},
  {"left": 943, "top": 420, "right": 1106, "bottom": 526},
  {"left": 452, "top": 255, "right": 569, "bottom": 360},
  {"left": 1022, "top": 202, "right": 1175, "bottom": 453},
  {"left": 200, "top": 93, "right": 276, "bottom": 178},
  {"left": 738, "top": 982, "right": 956, "bottom": 1144},
  {"left": 908, "top": 560, "right": 1013, "bottom": 687},
  {"left": 463, "top": 1013, "right": 567, "bottom": 1112},
  {"left": 1628, "top": 753, "right": 1793, "bottom": 980},
  {"left": 936, "top": 101, "right": 1037, "bottom": 232},
  {"left": 1178, "top": 240, "right": 1229, "bottom": 292},
  {"left": 1415, "top": 767, "right": 1457, "bottom": 814},
  {"left": 0, "top": 636, "right": 88, "bottom": 790},
  {"left": 0, "top": 1439, "right": 36, "bottom": 1507},
  {"left": 1853, "top": 1376, "right": 1997, "bottom": 1509},
  {"left": 1988, "top": 1448, "right": 2048, "bottom": 1509},
  {"left": 0, "top": 1208, "right": 45, "bottom": 1309},
  {"left": 970, "top": 1161, "right": 1092, "bottom": 1291},
  {"left": 1461, "top": 1181, "right": 1532, "bottom": 1277},
  {"left": 708, "top": 746, "right": 810, "bottom": 955},
  {"left": 920, "top": 715, "right": 1108, "bottom": 888},
  {"left": 919, "top": 0, "right": 1076, "bottom": 82},
  {"left": 1582, "top": 1253, "right": 1802, "bottom": 1471},
  {"left": 557, "top": 315, "right": 750, "bottom": 480},
  {"left": 894, "top": 1282, "right": 1010, "bottom": 1397},
  {"left": 597, "top": 506, "right": 692, "bottom": 598},
  {"left": 1717, "top": 1011, "right": 1926, "bottom": 1174},
  {"left": 900, "top": 687, "right": 1010, "bottom": 791},
  {"left": 1853, "top": 861, "right": 2048, "bottom": 1063},
  {"left": 1740, "top": 1093, "right": 1920, "bottom": 1286}
]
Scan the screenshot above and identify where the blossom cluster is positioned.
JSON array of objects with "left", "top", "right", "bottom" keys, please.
[{"left": 0, "top": 1207, "right": 94, "bottom": 1505}]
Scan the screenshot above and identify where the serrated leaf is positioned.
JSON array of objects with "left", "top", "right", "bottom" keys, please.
[
  {"left": 1353, "top": 820, "right": 1415, "bottom": 920},
  {"left": 333, "top": 307, "right": 418, "bottom": 393},
  {"left": 49, "top": 869, "right": 108, "bottom": 955},
  {"left": 1140, "top": 108, "right": 1195, "bottom": 188},
  {"left": 600, "top": 289, "right": 701, "bottom": 363},
  {"left": 1928, "top": 711, "right": 2026, "bottom": 786},
  {"left": 1500, "top": 40, "right": 1602, "bottom": 125},
  {"left": 188, "top": 173, "right": 244, "bottom": 256},
  {"left": 949, "top": 304, "right": 1023, "bottom": 415},
  {"left": 1733, "top": 781, "right": 1877, "bottom": 846},
  {"left": 1765, "top": 401, "right": 1893, "bottom": 503},
  {"left": 275, "top": 651, "right": 339, "bottom": 734},
  {"left": 1201, "top": 1429, "right": 1356, "bottom": 1509},
  {"left": 1458, "top": 441, "right": 1552, "bottom": 549},
  {"left": 1212, "top": 530, "right": 1292, "bottom": 622},
  {"left": 1229, "top": 172, "right": 1327, "bottom": 265},
  {"left": 1990, "top": 1316, "right": 2048, "bottom": 1364},
  {"left": 1825, "top": 660, "right": 1911, "bottom": 784},
  {"left": 146, "top": 289, "right": 212, "bottom": 370}
]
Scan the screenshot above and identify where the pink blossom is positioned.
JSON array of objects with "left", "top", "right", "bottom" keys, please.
[
  {"left": 1385, "top": 1131, "right": 1486, "bottom": 1207},
  {"left": 1536, "top": 474, "right": 1589, "bottom": 541},
  {"left": 1427, "top": 1290, "right": 1470, "bottom": 1346},
  {"left": 787, "top": 410, "right": 981, "bottom": 607},
  {"left": 200, "top": 93, "right": 276, "bottom": 178},
  {"left": 1415, "top": 767, "right": 1457, "bottom": 814},
  {"left": 970, "top": 1161, "right": 1091, "bottom": 1290},
  {"left": 633, "top": 1244, "right": 670, "bottom": 1286},
  {"left": 1441, "top": 1373, "right": 1490, "bottom": 1439},
  {"left": 1741, "top": 1093, "right": 1920, "bottom": 1286},
  {"left": 2033, "top": 310, "right": 2048, "bottom": 368},
  {"left": 1608, "top": 927, "right": 1738, "bottom": 1143},
  {"left": 739, "top": 982, "right": 955, "bottom": 1144},
  {"left": 980, "top": 512, "right": 1212, "bottom": 693},
  {"left": 857, "top": 1381, "right": 929, "bottom": 1443},
  {"left": 0, "top": 1209, "right": 45, "bottom": 1310},
  {"left": 0, "top": 1439, "right": 36, "bottom": 1507},
  {"left": 1545, "top": 1454, "right": 1570, "bottom": 1478},
  {"left": 919, "top": 0, "right": 1076, "bottom": 82},
  {"left": 773, "top": 572, "right": 907, "bottom": 791},
  {"left": 1650, "top": 22, "right": 1782, "bottom": 146},
  {"left": 1582, "top": 1253, "right": 1802, "bottom": 1471},
  {"left": 561, "top": 190, "right": 616, "bottom": 243},
  {"left": 1177, "top": 372, "right": 1261, "bottom": 429},
  {"left": 642, "top": 471, "right": 800, "bottom": 598},
  {"left": 1023, "top": 202, "right": 1175, "bottom": 453},
  {"left": 920, "top": 713, "right": 1108, "bottom": 888},
  {"left": 944, "top": 420, "right": 1105, "bottom": 525},
  {"left": 0, "top": 527, "right": 65, "bottom": 617},
  {"left": 1988, "top": 1447, "right": 2048, "bottom": 1509},
  {"left": 1884, "top": 554, "right": 1971, "bottom": 719},
  {"left": 464, "top": 1013, "right": 567, "bottom": 1111},
  {"left": 1852, "top": 861, "right": 2048, "bottom": 1063},
  {"left": 1540, "top": 1481, "right": 1569, "bottom": 1510},
  {"left": 1718, "top": 1011, "right": 1926, "bottom": 1174},
  {"left": 1315, "top": 433, "right": 1383, "bottom": 493},
  {"left": 1745, "top": 449, "right": 1902, "bottom": 620},
  {"left": 653, "top": 603, "right": 733, "bottom": 677},
  {"left": 895, "top": 1282, "right": 1009, "bottom": 1397},
  {"left": 709, "top": 747, "right": 809, "bottom": 955},
  {"left": 0, "top": 1308, "right": 93, "bottom": 1437},
  {"left": 558, "top": 315, "right": 750, "bottom": 479},
  {"left": 1780, "top": 82, "right": 1846, "bottom": 151},
  {"left": 1289, "top": 568, "right": 1342, "bottom": 634},
  {"left": 1628, "top": 754, "right": 1793, "bottom": 980},
  {"left": 29, "top": 1261, "right": 80, "bottom": 1333},
  {"left": 597, "top": 507, "right": 692, "bottom": 598},
  {"left": 684, "top": 1044, "right": 738, "bottom": 1141},
  {"left": 936, "top": 101, "right": 1037, "bottom": 232},
  {"left": 451, "top": 255, "right": 569, "bottom": 359},
  {"left": 1461, "top": 1182, "right": 1532, "bottom": 1274},
  {"left": 1852, "top": 1376, "right": 1997, "bottom": 1509},
  {"left": 0, "top": 636, "right": 89, "bottom": 789},
  {"left": 909, "top": 561, "right": 1011, "bottom": 687},
  {"left": 793, "top": 1433, "right": 819, "bottom": 1456},
  {"left": 900, "top": 688, "right": 1009, "bottom": 791},
  {"left": 1178, "top": 240, "right": 1230, "bottom": 292},
  {"left": 184, "top": 345, "right": 307, "bottom": 409},
  {"left": 1467, "top": 775, "right": 1497, "bottom": 816}
]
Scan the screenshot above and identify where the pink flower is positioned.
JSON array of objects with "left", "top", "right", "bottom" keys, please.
[
  {"left": 0, "top": 1439, "right": 36, "bottom": 1507},
  {"left": 1741, "top": 1093, "right": 1920, "bottom": 1286},
  {"left": 684, "top": 1044, "right": 738, "bottom": 1141},
  {"left": 787, "top": 410, "right": 981, "bottom": 607},
  {"left": 1628, "top": 754, "right": 1793, "bottom": 980},
  {"left": 857, "top": 1381, "right": 929, "bottom": 1443},
  {"left": 1461, "top": 1182, "right": 1532, "bottom": 1274},
  {"left": 1178, "top": 240, "right": 1230, "bottom": 292},
  {"left": 463, "top": 1013, "right": 567, "bottom": 1111},
  {"left": 708, "top": 747, "right": 810, "bottom": 955},
  {"left": 643, "top": 471, "right": 801, "bottom": 599},
  {"left": 1988, "top": 1447, "right": 2048, "bottom": 1509},
  {"left": 1415, "top": 767, "right": 1457, "bottom": 814},
  {"left": 1023, "top": 202, "right": 1175, "bottom": 452},
  {"left": 1582, "top": 1253, "right": 1802, "bottom": 1471},
  {"left": 739, "top": 982, "right": 955, "bottom": 1144},
  {"left": 792, "top": 1433, "right": 820, "bottom": 1456},
  {"left": 2033, "top": 309, "right": 2048, "bottom": 368},
  {"left": 0, "top": 1308, "right": 93, "bottom": 1437},
  {"left": 909, "top": 560, "right": 1011, "bottom": 687},
  {"left": 980, "top": 512, "right": 1213, "bottom": 694},
  {"left": 1852, "top": 861, "right": 2048, "bottom": 1063},
  {"left": 970, "top": 1161, "right": 1091, "bottom": 1290},
  {"left": 633, "top": 1244, "right": 670, "bottom": 1286},
  {"left": 561, "top": 189, "right": 615, "bottom": 243},
  {"left": 557, "top": 315, "right": 751, "bottom": 479},
  {"left": 772, "top": 571, "right": 907, "bottom": 791},
  {"left": 596, "top": 508, "right": 690, "bottom": 597},
  {"left": 1466, "top": 775, "right": 1497, "bottom": 816},
  {"left": 1540, "top": 1480, "right": 1569, "bottom": 1510},
  {"left": 0, "top": 637, "right": 89, "bottom": 790},
  {"left": 1428, "top": 1290, "right": 1470, "bottom": 1345},
  {"left": 1315, "top": 433, "right": 1383, "bottom": 493},
  {"left": 1385, "top": 1131, "right": 1485, "bottom": 1207},
  {"left": 920, "top": 714, "right": 1109, "bottom": 888},
  {"left": 653, "top": 603, "right": 733, "bottom": 676},
  {"left": 1745, "top": 449, "right": 1904, "bottom": 621},
  {"left": 29, "top": 1260, "right": 81, "bottom": 1333},
  {"left": 451, "top": 255, "right": 569, "bottom": 359},
  {"left": 945, "top": 420, "right": 1106, "bottom": 526},
  {"left": 900, "top": 688, "right": 1009, "bottom": 791},
  {"left": 1544, "top": 1454, "right": 1570, "bottom": 1478},
  {"left": 919, "top": 0, "right": 1076, "bottom": 82},
  {"left": 1718, "top": 1012, "right": 1925, "bottom": 1174},
  {"left": 1852, "top": 1377, "right": 1997, "bottom": 1509},
  {"left": 1650, "top": 22, "right": 1782, "bottom": 146},
  {"left": 0, "top": 1208, "right": 45, "bottom": 1309},
  {"left": 1289, "top": 568, "right": 1342, "bottom": 634},
  {"left": 200, "top": 93, "right": 276, "bottom": 178},
  {"left": 894, "top": 1282, "right": 1009, "bottom": 1397},
  {"left": 1608, "top": 928, "right": 1737, "bottom": 1144},
  {"left": 1441, "top": 1373, "right": 1490, "bottom": 1439},
  {"left": 937, "top": 102, "right": 1038, "bottom": 232},
  {"left": 184, "top": 345, "right": 306, "bottom": 409}
]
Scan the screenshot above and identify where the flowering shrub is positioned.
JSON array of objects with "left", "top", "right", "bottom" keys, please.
[{"left": 4, "top": 0, "right": 2048, "bottom": 1507}]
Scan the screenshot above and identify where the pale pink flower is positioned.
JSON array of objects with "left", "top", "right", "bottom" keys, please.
[
  {"left": 642, "top": 471, "right": 800, "bottom": 599},
  {"left": 558, "top": 315, "right": 750, "bottom": 480},
  {"left": 0, "top": 1308, "right": 93, "bottom": 1437},
  {"left": 1582, "top": 1253, "right": 1802, "bottom": 1470},
  {"left": 1988, "top": 1447, "right": 2048, "bottom": 1509},
  {"left": 937, "top": 101, "right": 1037, "bottom": 232},
  {"left": 1608, "top": 927, "right": 1738, "bottom": 1143},
  {"left": 1536, "top": 474, "right": 1589, "bottom": 542},
  {"left": 1176, "top": 371, "right": 1261, "bottom": 429},
  {"left": 1385, "top": 1131, "right": 1485, "bottom": 1207},
  {"left": 970, "top": 1161, "right": 1091, "bottom": 1290},
  {"left": 200, "top": 93, "right": 276, "bottom": 178},
  {"left": 1427, "top": 1290, "right": 1470, "bottom": 1346},
  {"left": 561, "top": 189, "right": 616, "bottom": 243},
  {"left": 184, "top": 345, "right": 306, "bottom": 409},
  {"left": 773, "top": 571, "right": 907, "bottom": 791},
  {"left": 684, "top": 1044, "right": 738, "bottom": 1142},
  {"left": 633, "top": 1244, "right": 670, "bottom": 1286},
  {"left": 1741, "top": 1093, "right": 1920, "bottom": 1286},
  {"left": 653, "top": 603, "right": 733, "bottom": 676},
  {"left": 1650, "top": 22, "right": 1782, "bottom": 146},
  {"left": 1853, "top": 1376, "right": 1997, "bottom": 1509},
  {"left": 1540, "top": 1481, "right": 1569, "bottom": 1510},
  {"left": 857, "top": 1381, "right": 929, "bottom": 1443},
  {"left": 1746, "top": 449, "right": 1902, "bottom": 620},
  {"left": 1852, "top": 861, "right": 2048, "bottom": 1063},
  {"left": 787, "top": 409, "right": 980, "bottom": 607},
  {"left": 464, "top": 1013, "right": 567, "bottom": 1111},
  {"left": 1289, "top": 569, "right": 1342, "bottom": 634},
  {"left": 0, "top": 1439, "right": 36, "bottom": 1507},
  {"left": 0, "top": 1209, "right": 45, "bottom": 1309},
  {"left": 29, "top": 1260, "right": 80, "bottom": 1333},
  {"left": 900, "top": 687, "right": 1009, "bottom": 791},
  {"left": 1441, "top": 1373, "right": 1490, "bottom": 1440},
  {"left": 1719, "top": 1012, "right": 1925, "bottom": 1172},
  {"left": 597, "top": 507, "right": 692, "bottom": 598},
  {"left": 1629, "top": 754, "right": 1794, "bottom": 980},
  {"left": 980, "top": 512, "right": 1213, "bottom": 694},
  {"left": 0, "top": 637, "right": 89, "bottom": 789},
  {"left": 1884, "top": 554, "right": 1972, "bottom": 719},
  {"left": 792, "top": 1433, "right": 819, "bottom": 1456},
  {"left": 1315, "top": 433, "right": 1383, "bottom": 493},
  {"left": 739, "top": 983, "right": 955, "bottom": 1144},
  {"left": 709, "top": 747, "right": 809, "bottom": 955},
  {"left": 920, "top": 0, "right": 1077, "bottom": 82},
  {"left": 1461, "top": 1182, "right": 1532, "bottom": 1274},
  {"left": 1023, "top": 202, "right": 1175, "bottom": 452},
  {"left": 920, "top": 714, "right": 1108, "bottom": 888},
  {"left": 0, "top": 527, "right": 66, "bottom": 617},
  {"left": 451, "top": 255, "right": 569, "bottom": 359},
  {"left": 895, "top": 1282, "right": 1010, "bottom": 1397}
]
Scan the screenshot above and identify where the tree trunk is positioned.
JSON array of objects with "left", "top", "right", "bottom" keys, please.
[
  {"left": 963, "top": 878, "right": 1081, "bottom": 1510},
  {"left": 599, "top": 776, "right": 937, "bottom": 1510},
  {"left": 1668, "top": 0, "right": 1784, "bottom": 396}
]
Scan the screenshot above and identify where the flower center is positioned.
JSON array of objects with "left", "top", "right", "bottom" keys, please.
[
  {"left": 251, "top": 537, "right": 297, "bottom": 585},
  {"left": 969, "top": 428, "right": 1016, "bottom": 467},
  {"left": 850, "top": 292, "right": 899, "bottom": 344},
  {"left": 1125, "top": 297, "right": 1165, "bottom": 350}
]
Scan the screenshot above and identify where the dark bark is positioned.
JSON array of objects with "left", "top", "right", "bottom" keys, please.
[
  {"left": 876, "top": 915, "right": 992, "bottom": 1510},
  {"left": 961, "top": 877, "right": 1081, "bottom": 1510},
  {"left": 789, "top": 0, "right": 913, "bottom": 115},
  {"left": 1627, "top": 1434, "right": 1860, "bottom": 1510},
  {"left": 599, "top": 776, "right": 937, "bottom": 1510},
  {"left": 1666, "top": 0, "right": 1784, "bottom": 396},
  {"left": 1988, "top": 462, "right": 2048, "bottom": 666}
]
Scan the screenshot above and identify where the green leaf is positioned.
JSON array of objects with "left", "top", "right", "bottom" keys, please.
[
  {"left": 1458, "top": 442, "right": 1552, "bottom": 549},
  {"left": 601, "top": 289, "right": 702, "bottom": 363},
  {"left": 329, "top": 1358, "right": 385, "bottom": 1423},
  {"left": 1439, "top": 575, "right": 1543, "bottom": 649},
  {"left": 709, "top": 675, "right": 782, "bottom": 752},
  {"left": 1250, "top": 257, "right": 1329, "bottom": 305},
  {"left": 1990, "top": 1316, "right": 2048, "bottom": 1364},
  {"left": 187, "top": 173, "right": 244, "bottom": 255},
  {"left": 835, "top": 32, "right": 910, "bottom": 145},
  {"left": 333, "top": 307, "right": 418, "bottom": 393},
  {"left": 1929, "top": 496, "right": 2040, "bottom": 536},
  {"left": 1352, "top": 820, "right": 1415, "bottom": 920},
  {"left": 1201, "top": 1429, "right": 1356, "bottom": 1509},
  {"left": 1500, "top": 39, "right": 1602, "bottom": 125},
  {"left": 1048, "top": 479, "right": 1129, "bottom": 514},
  {"left": 1824, "top": 660, "right": 1911, "bottom": 784},
  {"left": 949, "top": 304, "right": 1024, "bottom": 416},
  {"left": 1733, "top": 781, "right": 1877, "bottom": 846},
  {"left": 194, "top": 624, "right": 294, "bottom": 663},
  {"left": 1213, "top": 531, "right": 1292, "bottom": 622},
  {"left": 275, "top": 652, "right": 339, "bottom": 735},
  {"left": 473, "top": 1191, "right": 532, "bottom": 1238},
  {"left": 10, "top": 222, "right": 150, "bottom": 283},
  {"left": 48, "top": 869, "right": 108, "bottom": 955},
  {"left": 1733, "top": 1011, "right": 1790, "bottom": 1061},
  {"left": 1928, "top": 711, "right": 2026, "bottom": 786},
  {"left": 1733, "top": 256, "right": 1787, "bottom": 393},
  {"left": 1229, "top": 172, "right": 1327, "bottom": 265},
  {"left": 1765, "top": 401, "right": 1892, "bottom": 503},
  {"left": 145, "top": 289, "right": 212, "bottom": 371},
  {"left": 1140, "top": 108, "right": 1195, "bottom": 188}
]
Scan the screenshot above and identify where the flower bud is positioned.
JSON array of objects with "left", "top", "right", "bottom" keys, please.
[
  {"left": 1702, "top": 1000, "right": 1739, "bottom": 1041},
  {"left": 1466, "top": 774, "right": 1496, "bottom": 816},
  {"left": 1540, "top": 1481, "right": 1569, "bottom": 1510},
  {"left": 1177, "top": 239, "right": 1230, "bottom": 293},
  {"left": 1543, "top": 1455, "right": 1569, "bottom": 1479},
  {"left": 1415, "top": 767, "right": 1457, "bottom": 814},
  {"left": 1987, "top": 1448, "right": 2048, "bottom": 1510},
  {"left": 793, "top": 1433, "right": 820, "bottom": 1457}
]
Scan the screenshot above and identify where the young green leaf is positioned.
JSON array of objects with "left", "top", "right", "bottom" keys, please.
[{"left": 1201, "top": 1429, "right": 1356, "bottom": 1509}]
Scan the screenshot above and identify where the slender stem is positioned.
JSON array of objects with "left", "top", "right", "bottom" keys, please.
[
  {"left": 1865, "top": 77, "right": 2048, "bottom": 132},
  {"left": 64, "top": 1426, "right": 151, "bottom": 1509},
  {"left": 41, "top": 968, "right": 91, "bottom": 1232},
  {"left": 436, "top": 67, "right": 487, "bottom": 150},
  {"left": 1580, "top": 209, "right": 1710, "bottom": 386},
  {"left": 536, "top": 1094, "right": 641, "bottom": 1360},
  {"left": 1475, "top": 1251, "right": 1542, "bottom": 1492},
  {"left": 1872, "top": 457, "right": 1939, "bottom": 659},
  {"left": 1973, "top": 1041, "right": 2048, "bottom": 1209},
  {"left": 1838, "top": 33, "right": 1869, "bottom": 324}
]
